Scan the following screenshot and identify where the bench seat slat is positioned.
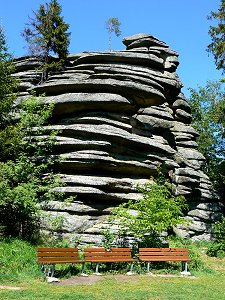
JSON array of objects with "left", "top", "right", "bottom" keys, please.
[
  {"left": 84, "top": 253, "right": 133, "bottom": 257},
  {"left": 139, "top": 257, "right": 190, "bottom": 262},
  {"left": 139, "top": 254, "right": 190, "bottom": 258},
  {"left": 38, "top": 258, "right": 84, "bottom": 263},
  {"left": 84, "top": 258, "right": 137, "bottom": 262},
  {"left": 38, "top": 252, "right": 80, "bottom": 257},
  {"left": 84, "top": 256, "right": 134, "bottom": 260}
]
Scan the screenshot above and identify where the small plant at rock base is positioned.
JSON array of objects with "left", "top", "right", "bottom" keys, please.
[
  {"left": 102, "top": 228, "right": 116, "bottom": 249},
  {"left": 102, "top": 171, "right": 187, "bottom": 248}
]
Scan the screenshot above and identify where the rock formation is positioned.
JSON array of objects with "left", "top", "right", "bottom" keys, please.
[{"left": 14, "top": 33, "right": 222, "bottom": 243}]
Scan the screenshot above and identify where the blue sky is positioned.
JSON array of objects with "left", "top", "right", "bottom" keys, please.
[{"left": 0, "top": 0, "right": 223, "bottom": 97}]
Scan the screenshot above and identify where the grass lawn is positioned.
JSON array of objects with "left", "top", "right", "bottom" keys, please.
[
  {"left": 0, "top": 272, "right": 225, "bottom": 300},
  {"left": 1, "top": 239, "right": 225, "bottom": 300}
]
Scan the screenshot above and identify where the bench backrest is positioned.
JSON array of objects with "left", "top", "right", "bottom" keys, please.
[
  {"left": 138, "top": 248, "right": 190, "bottom": 262},
  {"left": 37, "top": 247, "right": 81, "bottom": 263},
  {"left": 84, "top": 247, "right": 134, "bottom": 262}
]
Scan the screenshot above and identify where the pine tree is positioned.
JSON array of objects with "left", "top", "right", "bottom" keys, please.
[
  {"left": 22, "top": 0, "right": 71, "bottom": 81},
  {"left": 207, "top": 0, "right": 225, "bottom": 72}
]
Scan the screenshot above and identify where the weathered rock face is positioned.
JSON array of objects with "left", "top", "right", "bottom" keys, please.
[{"left": 14, "top": 34, "right": 222, "bottom": 243}]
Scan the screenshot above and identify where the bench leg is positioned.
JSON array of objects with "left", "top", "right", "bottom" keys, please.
[
  {"left": 41, "top": 264, "right": 45, "bottom": 272},
  {"left": 146, "top": 262, "right": 153, "bottom": 274},
  {"left": 80, "top": 262, "right": 88, "bottom": 277},
  {"left": 126, "top": 262, "right": 135, "bottom": 275},
  {"left": 48, "top": 264, "right": 55, "bottom": 277},
  {"left": 94, "top": 263, "right": 102, "bottom": 276},
  {"left": 147, "top": 262, "right": 151, "bottom": 273},
  {"left": 42, "top": 264, "right": 50, "bottom": 277},
  {"left": 180, "top": 262, "right": 191, "bottom": 276},
  {"left": 43, "top": 264, "right": 54, "bottom": 277}
]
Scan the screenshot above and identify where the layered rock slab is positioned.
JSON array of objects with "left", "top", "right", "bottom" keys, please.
[{"left": 14, "top": 33, "right": 222, "bottom": 243}]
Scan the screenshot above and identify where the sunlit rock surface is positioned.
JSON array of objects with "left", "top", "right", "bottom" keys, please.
[{"left": 14, "top": 34, "right": 222, "bottom": 243}]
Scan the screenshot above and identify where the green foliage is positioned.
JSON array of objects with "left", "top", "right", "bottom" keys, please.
[
  {"left": 0, "top": 96, "right": 66, "bottom": 240},
  {"left": 187, "top": 81, "right": 225, "bottom": 196},
  {"left": 22, "top": 0, "right": 71, "bottom": 81},
  {"left": 18, "top": 95, "right": 57, "bottom": 158},
  {"left": 207, "top": 0, "right": 225, "bottom": 72},
  {"left": 0, "top": 24, "right": 21, "bottom": 161},
  {"left": 0, "top": 125, "right": 23, "bottom": 161},
  {"left": 169, "top": 237, "right": 213, "bottom": 273},
  {"left": 103, "top": 172, "right": 187, "bottom": 247},
  {"left": 0, "top": 25, "right": 18, "bottom": 128},
  {"left": 106, "top": 17, "right": 121, "bottom": 50},
  {"left": 207, "top": 216, "right": 225, "bottom": 257}
]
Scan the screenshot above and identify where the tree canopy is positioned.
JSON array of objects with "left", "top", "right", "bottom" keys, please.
[
  {"left": 188, "top": 81, "right": 225, "bottom": 197},
  {"left": 207, "top": 0, "right": 225, "bottom": 72},
  {"left": 22, "top": 0, "right": 70, "bottom": 60},
  {"left": 103, "top": 173, "right": 187, "bottom": 248},
  {"left": 22, "top": 0, "right": 71, "bottom": 82},
  {"left": 0, "top": 25, "right": 18, "bottom": 129},
  {"left": 106, "top": 17, "right": 121, "bottom": 51}
]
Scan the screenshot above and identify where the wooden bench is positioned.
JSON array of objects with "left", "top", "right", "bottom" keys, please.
[
  {"left": 83, "top": 247, "right": 138, "bottom": 275},
  {"left": 37, "top": 247, "right": 85, "bottom": 277},
  {"left": 37, "top": 247, "right": 191, "bottom": 277},
  {"left": 138, "top": 247, "right": 191, "bottom": 275}
]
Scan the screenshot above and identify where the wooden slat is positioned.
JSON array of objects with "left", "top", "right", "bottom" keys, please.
[
  {"left": 37, "top": 252, "right": 79, "bottom": 257},
  {"left": 38, "top": 247, "right": 79, "bottom": 252},
  {"left": 84, "top": 248, "right": 105, "bottom": 252},
  {"left": 139, "top": 257, "right": 189, "bottom": 261},
  {"left": 84, "top": 258, "right": 136, "bottom": 262},
  {"left": 139, "top": 248, "right": 188, "bottom": 252},
  {"left": 139, "top": 253, "right": 189, "bottom": 256},
  {"left": 109, "top": 248, "right": 132, "bottom": 252},
  {"left": 84, "top": 252, "right": 132, "bottom": 257},
  {"left": 38, "top": 257, "right": 83, "bottom": 263}
]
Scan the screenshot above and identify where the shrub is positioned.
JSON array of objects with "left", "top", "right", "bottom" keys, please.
[
  {"left": 169, "top": 237, "right": 213, "bottom": 272},
  {"left": 207, "top": 216, "right": 225, "bottom": 257},
  {"left": 0, "top": 96, "right": 72, "bottom": 240},
  {"left": 102, "top": 171, "right": 187, "bottom": 248}
]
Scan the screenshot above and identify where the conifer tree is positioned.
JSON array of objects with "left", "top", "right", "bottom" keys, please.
[
  {"left": 0, "top": 25, "right": 18, "bottom": 128},
  {"left": 207, "top": 0, "right": 225, "bottom": 72},
  {"left": 22, "top": 0, "right": 71, "bottom": 81}
]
